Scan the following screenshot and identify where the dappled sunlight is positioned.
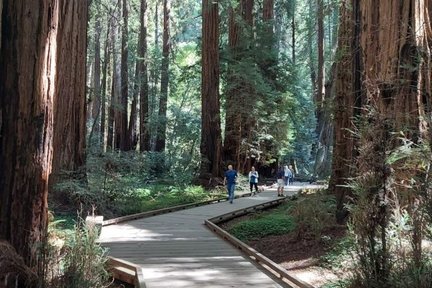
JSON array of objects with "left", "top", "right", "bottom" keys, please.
[
  {"left": 138, "top": 256, "right": 282, "bottom": 287},
  {"left": 96, "top": 190, "right": 321, "bottom": 287}
]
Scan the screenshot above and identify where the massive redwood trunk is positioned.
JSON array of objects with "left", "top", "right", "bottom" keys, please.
[
  {"left": 52, "top": 1, "right": 88, "bottom": 183},
  {"left": 155, "top": 0, "right": 171, "bottom": 152},
  {"left": 0, "top": 0, "right": 87, "bottom": 274},
  {"left": 0, "top": 0, "right": 57, "bottom": 272},
  {"left": 120, "top": 0, "right": 129, "bottom": 150},
  {"left": 100, "top": 18, "right": 112, "bottom": 150},
  {"left": 138, "top": 0, "right": 150, "bottom": 152},
  {"left": 359, "top": 0, "right": 431, "bottom": 134},
  {"left": 330, "top": 0, "right": 432, "bottom": 222},
  {"left": 330, "top": 0, "right": 359, "bottom": 222},
  {"left": 200, "top": 0, "right": 222, "bottom": 179},
  {"left": 91, "top": 5, "right": 102, "bottom": 140}
]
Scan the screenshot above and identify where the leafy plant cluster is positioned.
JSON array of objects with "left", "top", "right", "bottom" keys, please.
[
  {"left": 40, "top": 215, "right": 109, "bottom": 288},
  {"left": 289, "top": 190, "right": 337, "bottom": 240},
  {"left": 346, "top": 108, "right": 432, "bottom": 288},
  {"left": 51, "top": 151, "right": 223, "bottom": 218},
  {"left": 228, "top": 210, "right": 295, "bottom": 242},
  {"left": 227, "top": 191, "right": 336, "bottom": 243}
]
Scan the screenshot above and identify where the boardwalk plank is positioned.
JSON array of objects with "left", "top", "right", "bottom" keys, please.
[{"left": 100, "top": 186, "right": 320, "bottom": 288}]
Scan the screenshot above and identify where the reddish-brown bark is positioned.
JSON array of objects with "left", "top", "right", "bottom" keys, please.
[{"left": 200, "top": 0, "right": 223, "bottom": 178}]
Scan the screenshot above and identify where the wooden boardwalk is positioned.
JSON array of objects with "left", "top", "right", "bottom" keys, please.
[{"left": 99, "top": 184, "right": 320, "bottom": 288}]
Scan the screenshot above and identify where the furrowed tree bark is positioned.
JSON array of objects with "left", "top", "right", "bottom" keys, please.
[
  {"left": 120, "top": 0, "right": 129, "bottom": 150},
  {"left": 91, "top": 3, "right": 102, "bottom": 144},
  {"left": 155, "top": 0, "right": 171, "bottom": 152},
  {"left": 107, "top": 12, "right": 118, "bottom": 150},
  {"left": 138, "top": 0, "right": 150, "bottom": 152},
  {"left": 0, "top": 0, "right": 58, "bottom": 274},
  {"left": 330, "top": 0, "right": 359, "bottom": 222},
  {"left": 128, "top": 59, "right": 139, "bottom": 151},
  {"left": 51, "top": 1, "right": 88, "bottom": 193},
  {"left": 100, "top": 17, "right": 112, "bottom": 150},
  {"left": 113, "top": 1, "right": 122, "bottom": 150},
  {"left": 200, "top": 0, "right": 222, "bottom": 180},
  {"left": 313, "top": 0, "right": 333, "bottom": 178},
  {"left": 359, "top": 0, "right": 431, "bottom": 135},
  {"left": 0, "top": 0, "right": 86, "bottom": 275}
]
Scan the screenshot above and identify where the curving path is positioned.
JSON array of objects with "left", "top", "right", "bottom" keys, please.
[{"left": 98, "top": 183, "right": 322, "bottom": 288}]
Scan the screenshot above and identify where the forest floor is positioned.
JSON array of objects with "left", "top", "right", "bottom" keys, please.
[
  {"left": 219, "top": 185, "right": 350, "bottom": 287},
  {"left": 248, "top": 225, "right": 347, "bottom": 287}
]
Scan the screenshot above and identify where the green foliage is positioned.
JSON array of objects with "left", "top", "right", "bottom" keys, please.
[
  {"left": 345, "top": 108, "right": 432, "bottom": 288},
  {"left": 40, "top": 215, "right": 108, "bottom": 288},
  {"left": 320, "top": 234, "right": 355, "bottom": 270},
  {"left": 289, "top": 190, "right": 336, "bottom": 240},
  {"left": 228, "top": 207, "right": 295, "bottom": 242},
  {"left": 60, "top": 217, "right": 108, "bottom": 288},
  {"left": 117, "top": 184, "right": 223, "bottom": 215}
]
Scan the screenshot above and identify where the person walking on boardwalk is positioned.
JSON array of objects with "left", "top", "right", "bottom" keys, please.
[
  {"left": 284, "top": 164, "right": 293, "bottom": 186},
  {"left": 248, "top": 166, "right": 259, "bottom": 196},
  {"left": 276, "top": 165, "right": 285, "bottom": 197},
  {"left": 224, "top": 164, "right": 238, "bottom": 204},
  {"left": 288, "top": 164, "right": 295, "bottom": 185}
]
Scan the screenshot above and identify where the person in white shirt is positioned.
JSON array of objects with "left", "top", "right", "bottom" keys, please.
[{"left": 248, "top": 166, "right": 259, "bottom": 196}]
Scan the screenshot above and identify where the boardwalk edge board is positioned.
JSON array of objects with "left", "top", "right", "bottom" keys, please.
[
  {"left": 102, "top": 190, "right": 259, "bottom": 226},
  {"left": 204, "top": 200, "right": 315, "bottom": 288},
  {"left": 102, "top": 198, "right": 224, "bottom": 226},
  {"left": 107, "top": 256, "right": 147, "bottom": 288},
  {"left": 103, "top": 188, "right": 321, "bottom": 287}
]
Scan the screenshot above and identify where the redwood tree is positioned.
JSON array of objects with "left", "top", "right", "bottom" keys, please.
[
  {"left": 0, "top": 0, "right": 87, "bottom": 273},
  {"left": 330, "top": 0, "right": 432, "bottom": 221},
  {"left": 138, "top": 0, "right": 150, "bottom": 152},
  {"left": 223, "top": 0, "right": 254, "bottom": 172},
  {"left": 330, "top": 0, "right": 359, "bottom": 222},
  {"left": 200, "top": 0, "right": 222, "bottom": 179},
  {"left": 155, "top": 0, "right": 171, "bottom": 152},
  {"left": 120, "top": 0, "right": 129, "bottom": 150},
  {"left": 52, "top": 1, "right": 88, "bottom": 184}
]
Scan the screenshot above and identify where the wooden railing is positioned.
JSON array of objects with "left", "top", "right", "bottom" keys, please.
[
  {"left": 104, "top": 190, "right": 316, "bottom": 288},
  {"left": 107, "top": 257, "right": 146, "bottom": 288},
  {"left": 204, "top": 199, "right": 315, "bottom": 288}
]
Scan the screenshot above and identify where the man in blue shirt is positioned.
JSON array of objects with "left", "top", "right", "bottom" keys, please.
[{"left": 224, "top": 164, "right": 238, "bottom": 204}]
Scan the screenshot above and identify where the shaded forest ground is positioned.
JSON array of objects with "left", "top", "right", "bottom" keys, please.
[{"left": 220, "top": 189, "right": 349, "bottom": 287}]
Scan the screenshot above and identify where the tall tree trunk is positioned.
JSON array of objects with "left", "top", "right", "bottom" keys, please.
[
  {"left": 224, "top": 0, "right": 254, "bottom": 172},
  {"left": 0, "top": 0, "right": 86, "bottom": 273},
  {"left": 155, "top": 0, "right": 171, "bottom": 152},
  {"left": 120, "top": 0, "right": 129, "bottom": 150},
  {"left": 138, "top": 0, "right": 150, "bottom": 152},
  {"left": 0, "top": 0, "right": 3, "bottom": 51},
  {"left": 330, "top": 0, "right": 358, "bottom": 222},
  {"left": 113, "top": 1, "right": 122, "bottom": 150},
  {"left": 91, "top": 4, "right": 102, "bottom": 144},
  {"left": 100, "top": 17, "right": 112, "bottom": 151},
  {"left": 128, "top": 61, "right": 139, "bottom": 150},
  {"left": 149, "top": 1, "right": 160, "bottom": 151},
  {"left": 316, "top": 0, "right": 324, "bottom": 118},
  {"left": 312, "top": 0, "right": 329, "bottom": 177},
  {"left": 0, "top": 0, "right": 57, "bottom": 273},
  {"left": 359, "top": 0, "right": 431, "bottom": 134},
  {"left": 291, "top": 11, "right": 295, "bottom": 64},
  {"left": 51, "top": 1, "right": 88, "bottom": 201},
  {"left": 307, "top": 0, "right": 316, "bottom": 95},
  {"left": 200, "top": 0, "right": 222, "bottom": 179}
]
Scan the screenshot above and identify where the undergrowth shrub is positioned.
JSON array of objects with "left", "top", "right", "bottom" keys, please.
[
  {"left": 42, "top": 215, "right": 109, "bottom": 288},
  {"left": 346, "top": 107, "right": 432, "bottom": 288},
  {"left": 228, "top": 210, "right": 295, "bottom": 242},
  {"left": 50, "top": 150, "right": 217, "bottom": 218},
  {"left": 289, "top": 190, "right": 336, "bottom": 240}
]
